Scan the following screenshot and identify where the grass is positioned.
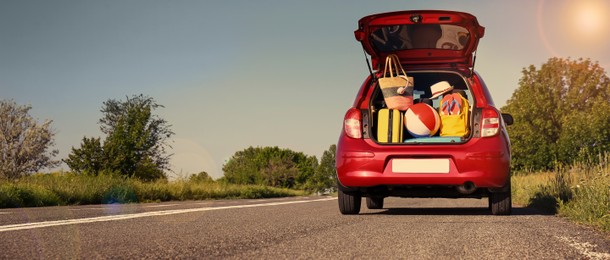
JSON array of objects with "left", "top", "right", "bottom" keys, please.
[
  {"left": 512, "top": 157, "right": 610, "bottom": 232},
  {"left": 0, "top": 172, "right": 306, "bottom": 208}
]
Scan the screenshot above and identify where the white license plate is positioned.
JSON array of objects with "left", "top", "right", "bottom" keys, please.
[{"left": 392, "top": 159, "right": 450, "bottom": 174}]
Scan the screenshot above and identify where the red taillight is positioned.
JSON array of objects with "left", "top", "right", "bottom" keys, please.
[
  {"left": 344, "top": 108, "right": 362, "bottom": 139},
  {"left": 481, "top": 108, "right": 500, "bottom": 137}
]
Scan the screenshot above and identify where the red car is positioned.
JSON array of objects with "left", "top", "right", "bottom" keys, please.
[{"left": 336, "top": 10, "right": 514, "bottom": 215}]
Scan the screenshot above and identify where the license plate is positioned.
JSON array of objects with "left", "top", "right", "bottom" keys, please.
[{"left": 392, "top": 159, "right": 450, "bottom": 174}]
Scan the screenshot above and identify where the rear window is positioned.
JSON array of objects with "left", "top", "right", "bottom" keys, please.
[{"left": 370, "top": 24, "right": 470, "bottom": 52}]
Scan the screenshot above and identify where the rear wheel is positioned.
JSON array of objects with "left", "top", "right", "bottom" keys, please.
[
  {"left": 366, "top": 197, "right": 384, "bottom": 209},
  {"left": 490, "top": 181, "right": 512, "bottom": 215},
  {"left": 338, "top": 189, "right": 361, "bottom": 215}
]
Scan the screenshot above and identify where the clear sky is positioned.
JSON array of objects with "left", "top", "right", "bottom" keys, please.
[{"left": 2, "top": 0, "right": 609, "bottom": 179}]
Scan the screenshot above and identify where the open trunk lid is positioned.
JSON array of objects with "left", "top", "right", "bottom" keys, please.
[{"left": 355, "top": 10, "right": 485, "bottom": 74}]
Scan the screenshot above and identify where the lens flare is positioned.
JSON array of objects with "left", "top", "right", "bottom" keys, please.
[
  {"left": 537, "top": 0, "right": 610, "bottom": 58},
  {"left": 570, "top": 0, "right": 607, "bottom": 38},
  {"left": 537, "top": 0, "right": 559, "bottom": 57}
]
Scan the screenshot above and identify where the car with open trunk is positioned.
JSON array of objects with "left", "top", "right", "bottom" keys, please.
[{"left": 336, "top": 10, "right": 514, "bottom": 215}]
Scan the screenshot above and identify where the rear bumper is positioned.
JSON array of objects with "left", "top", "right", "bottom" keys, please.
[
  {"left": 336, "top": 136, "right": 510, "bottom": 189},
  {"left": 339, "top": 167, "right": 507, "bottom": 188}
]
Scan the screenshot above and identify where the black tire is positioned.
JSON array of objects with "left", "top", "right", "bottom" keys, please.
[
  {"left": 366, "top": 197, "right": 384, "bottom": 209},
  {"left": 338, "top": 189, "right": 361, "bottom": 215},
  {"left": 490, "top": 181, "right": 512, "bottom": 215}
]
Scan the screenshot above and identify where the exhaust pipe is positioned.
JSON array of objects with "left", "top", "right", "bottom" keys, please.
[{"left": 456, "top": 182, "right": 477, "bottom": 194}]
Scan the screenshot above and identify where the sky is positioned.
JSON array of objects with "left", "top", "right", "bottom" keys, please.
[{"left": 1, "top": 0, "right": 609, "bottom": 179}]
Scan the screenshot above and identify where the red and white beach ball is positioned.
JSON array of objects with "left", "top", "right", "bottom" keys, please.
[{"left": 405, "top": 103, "right": 441, "bottom": 137}]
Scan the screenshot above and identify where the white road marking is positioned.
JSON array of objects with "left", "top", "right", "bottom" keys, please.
[
  {"left": 0, "top": 197, "right": 336, "bottom": 232},
  {"left": 0, "top": 212, "right": 11, "bottom": 215},
  {"left": 556, "top": 236, "right": 610, "bottom": 259},
  {"left": 143, "top": 204, "right": 180, "bottom": 208},
  {"left": 69, "top": 207, "right": 104, "bottom": 211}
]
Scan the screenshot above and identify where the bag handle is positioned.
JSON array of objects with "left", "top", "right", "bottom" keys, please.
[
  {"left": 383, "top": 54, "right": 408, "bottom": 79},
  {"left": 382, "top": 55, "right": 393, "bottom": 78},
  {"left": 390, "top": 54, "right": 407, "bottom": 78},
  {"left": 383, "top": 55, "right": 398, "bottom": 78}
]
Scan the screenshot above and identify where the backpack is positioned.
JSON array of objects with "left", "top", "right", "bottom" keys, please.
[{"left": 439, "top": 93, "right": 470, "bottom": 137}]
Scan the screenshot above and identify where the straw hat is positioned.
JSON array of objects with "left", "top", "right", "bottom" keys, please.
[{"left": 430, "top": 81, "right": 454, "bottom": 99}]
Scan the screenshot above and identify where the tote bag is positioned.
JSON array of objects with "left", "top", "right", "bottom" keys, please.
[
  {"left": 439, "top": 93, "right": 470, "bottom": 137},
  {"left": 378, "top": 54, "right": 413, "bottom": 111}
]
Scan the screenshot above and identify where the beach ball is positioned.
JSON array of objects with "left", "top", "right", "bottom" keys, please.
[{"left": 405, "top": 103, "right": 441, "bottom": 137}]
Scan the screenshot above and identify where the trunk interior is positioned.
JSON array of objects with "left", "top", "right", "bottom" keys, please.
[{"left": 369, "top": 71, "right": 473, "bottom": 144}]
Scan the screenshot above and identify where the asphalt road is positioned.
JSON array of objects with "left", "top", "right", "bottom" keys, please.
[{"left": 1, "top": 196, "right": 609, "bottom": 259}]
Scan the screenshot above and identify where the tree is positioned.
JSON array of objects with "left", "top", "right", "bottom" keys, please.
[
  {"left": 64, "top": 137, "right": 105, "bottom": 175},
  {"left": 502, "top": 58, "right": 610, "bottom": 171},
  {"left": 262, "top": 156, "right": 299, "bottom": 187},
  {"left": 222, "top": 147, "right": 264, "bottom": 185},
  {"left": 0, "top": 100, "right": 59, "bottom": 180},
  {"left": 308, "top": 144, "right": 337, "bottom": 193},
  {"left": 189, "top": 171, "right": 214, "bottom": 183},
  {"left": 222, "top": 146, "right": 317, "bottom": 189},
  {"left": 298, "top": 156, "right": 319, "bottom": 188},
  {"left": 64, "top": 95, "right": 173, "bottom": 181}
]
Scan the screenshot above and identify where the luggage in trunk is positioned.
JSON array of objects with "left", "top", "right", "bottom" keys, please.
[
  {"left": 439, "top": 93, "right": 470, "bottom": 137},
  {"left": 370, "top": 71, "right": 472, "bottom": 144},
  {"left": 377, "top": 109, "right": 403, "bottom": 143}
]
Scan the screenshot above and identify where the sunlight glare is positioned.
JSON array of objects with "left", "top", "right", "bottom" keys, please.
[
  {"left": 573, "top": 1, "right": 605, "bottom": 37},
  {"left": 568, "top": 0, "right": 608, "bottom": 38}
]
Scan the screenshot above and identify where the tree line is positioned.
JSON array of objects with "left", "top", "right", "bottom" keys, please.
[
  {"left": 0, "top": 95, "right": 337, "bottom": 192},
  {"left": 220, "top": 145, "right": 337, "bottom": 192}
]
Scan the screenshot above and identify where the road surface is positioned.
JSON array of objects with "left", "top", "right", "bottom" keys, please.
[{"left": 1, "top": 196, "right": 609, "bottom": 259}]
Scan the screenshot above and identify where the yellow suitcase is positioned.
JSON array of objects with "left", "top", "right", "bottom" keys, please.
[{"left": 377, "top": 109, "right": 403, "bottom": 143}]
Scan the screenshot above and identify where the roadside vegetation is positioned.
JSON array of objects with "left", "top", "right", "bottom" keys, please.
[
  {"left": 502, "top": 58, "right": 610, "bottom": 172},
  {"left": 0, "top": 172, "right": 305, "bottom": 208},
  {"left": 506, "top": 58, "right": 610, "bottom": 233},
  {"left": 0, "top": 96, "right": 334, "bottom": 209},
  {"left": 511, "top": 156, "right": 610, "bottom": 232},
  {"left": 221, "top": 145, "right": 337, "bottom": 192}
]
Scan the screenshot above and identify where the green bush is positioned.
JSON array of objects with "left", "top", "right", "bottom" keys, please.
[{"left": 0, "top": 183, "right": 61, "bottom": 208}]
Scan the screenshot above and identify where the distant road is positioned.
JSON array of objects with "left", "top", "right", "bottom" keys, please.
[{"left": 1, "top": 196, "right": 609, "bottom": 259}]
